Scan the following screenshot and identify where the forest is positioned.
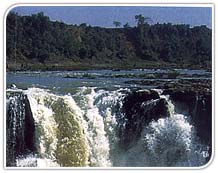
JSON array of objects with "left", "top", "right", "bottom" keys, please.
[{"left": 6, "top": 12, "right": 212, "bottom": 71}]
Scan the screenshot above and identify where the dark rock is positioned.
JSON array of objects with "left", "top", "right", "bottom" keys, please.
[
  {"left": 7, "top": 92, "right": 25, "bottom": 166},
  {"left": 120, "top": 90, "right": 170, "bottom": 149},
  {"left": 123, "top": 78, "right": 212, "bottom": 160},
  {"left": 6, "top": 91, "right": 36, "bottom": 167},
  {"left": 10, "top": 84, "right": 17, "bottom": 89},
  {"left": 164, "top": 89, "right": 212, "bottom": 158},
  {"left": 24, "top": 95, "right": 36, "bottom": 153},
  {"left": 123, "top": 90, "right": 160, "bottom": 112},
  {"left": 193, "top": 94, "right": 212, "bottom": 146},
  {"left": 165, "top": 90, "right": 196, "bottom": 103}
]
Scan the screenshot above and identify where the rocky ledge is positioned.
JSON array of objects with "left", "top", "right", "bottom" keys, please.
[
  {"left": 161, "top": 79, "right": 212, "bottom": 146},
  {"left": 119, "top": 89, "right": 171, "bottom": 149},
  {"left": 120, "top": 79, "right": 212, "bottom": 158}
]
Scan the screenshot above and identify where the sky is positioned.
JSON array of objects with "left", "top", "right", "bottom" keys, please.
[{"left": 12, "top": 6, "right": 212, "bottom": 28}]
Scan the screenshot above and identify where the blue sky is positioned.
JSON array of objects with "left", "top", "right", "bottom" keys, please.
[{"left": 12, "top": 6, "right": 212, "bottom": 28}]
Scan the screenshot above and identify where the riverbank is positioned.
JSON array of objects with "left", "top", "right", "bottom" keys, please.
[{"left": 6, "top": 61, "right": 212, "bottom": 72}]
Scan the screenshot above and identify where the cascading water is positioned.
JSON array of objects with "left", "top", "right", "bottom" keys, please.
[
  {"left": 6, "top": 92, "right": 25, "bottom": 167},
  {"left": 74, "top": 87, "right": 112, "bottom": 166},
  {"left": 25, "top": 88, "right": 89, "bottom": 167},
  {"left": 72, "top": 87, "right": 127, "bottom": 166},
  {"left": 6, "top": 90, "right": 36, "bottom": 167},
  {"left": 6, "top": 87, "right": 210, "bottom": 167},
  {"left": 142, "top": 114, "right": 209, "bottom": 167}
]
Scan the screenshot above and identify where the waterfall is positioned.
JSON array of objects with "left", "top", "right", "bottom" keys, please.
[
  {"left": 142, "top": 114, "right": 209, "bottom": 167},
  {"left": 107, "top": 91, "right": 210, "bottom": 167},
  {"left": 6, "top": 87, "right": 210, "bottom": 167},
  {"left": 6, "top": 90, "right": 36, "bottom": 166},
  {"left": 25, "top": 88, "right": 89, "bottom": 167},
  {"left": 72, "top": 87, "right": 127, "bottom": 166},
  {"left": 7, "top": 93, "right": 25, "bottom": 166},
  {"left": 75, "top": 87, "right": 112, "bottom": 166}
]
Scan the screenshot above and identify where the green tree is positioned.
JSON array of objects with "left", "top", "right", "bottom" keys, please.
[
  {"left": 135, "top": 14, "right": 152, "bottom": 26},
  {"left": 135, "top": 14, "right": 145, "bottom": 26},
  {"left": 113, "top": 21, "right": 121, "bottom": 28}
]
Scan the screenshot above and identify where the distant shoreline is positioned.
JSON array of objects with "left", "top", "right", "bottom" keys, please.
[
  {"left": 7, "top": 12, "right": 212, "bottom": 73},
  {"left": 6, "top": 62, "right": 211, "bottom": 72}
]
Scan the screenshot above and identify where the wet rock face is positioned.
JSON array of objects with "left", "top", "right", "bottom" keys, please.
[
  {"left": 120, "top": 90, "right": 170, "bottom": 149},
  {"left": 24, "top": 95, "right": 36, "bottom": 153},
  {"left": 163, "top": 90, "right": 197, "bottom": 118},
  {"left": 164, "top": 89, "right": 212, "bottom": 147},
  {"left": 193, "top": 94, "right": 212, "bottom": 147},
  {"left": 170, "top": 90, "right": 196, "bottom": 103},
  {"left": 7, "top": 92, "right": 25, "bottom": 166},
  {"left": 6, "top": 92, "right": 36, "bottom": 166}
]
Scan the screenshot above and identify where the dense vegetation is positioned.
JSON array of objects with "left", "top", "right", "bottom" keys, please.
[{"left": 6, "top": 12, "right": 212, "bottom": 71}]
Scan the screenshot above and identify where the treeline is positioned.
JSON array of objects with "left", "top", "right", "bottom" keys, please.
[{"left": 6, "top": 12, "right": 212, "bottom": 70}]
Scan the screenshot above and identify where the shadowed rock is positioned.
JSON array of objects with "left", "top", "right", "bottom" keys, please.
[
  {"left": 163, "top": 89, "right": 212, "bottom": 161},
  {"left": 120, "top": 90, "right": 170, "bottom": 149},
  {"left": 6, "top": 91, "right": 36, "bottom": 167}
]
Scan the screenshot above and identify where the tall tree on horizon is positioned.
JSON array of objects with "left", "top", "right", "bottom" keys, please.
[
  {"left": 135, "top": 14, "right": 152, "bottom": 26},
  {"left": 113, "top": 21, "right": 121, "bottom": 28}
]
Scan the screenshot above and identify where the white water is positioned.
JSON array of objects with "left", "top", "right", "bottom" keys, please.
[
  {"left": 7, "top": 87, "right": 210, "bottom": 167},
  {"left": 19, "top": 87, "right": 124, "bottom": 167},
  {"left": 16, "top": 154, "right": 60, "bottom": 167},
  {"left": 25, "top": 88, "right": 90, "bottom": 167},
  {"left": 82, "top": 88, "right": 112, "bottom": 166},
  {"left": 73, "top": 87, "right": 127, "bottom": 167},
  {"left": 143, "top": 114, "right": 209, "bottom": 166},
  {"left": 25, "top": 88, "right": 58, "bottom": 160}
]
